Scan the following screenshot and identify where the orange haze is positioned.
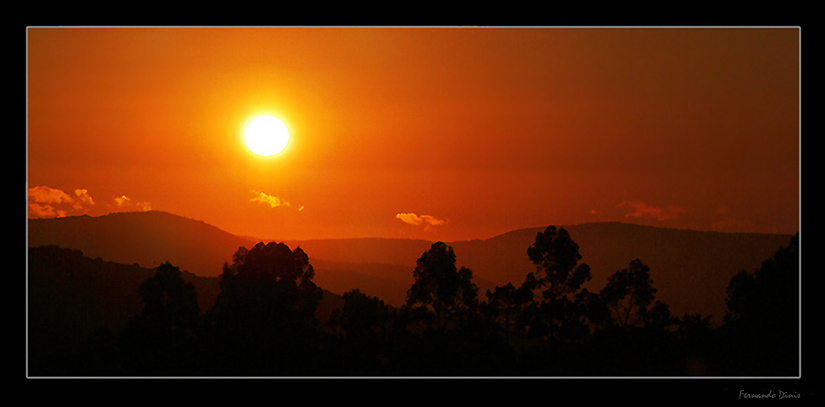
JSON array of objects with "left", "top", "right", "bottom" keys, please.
[{"left": 27, "top": 27, "right": 800, "bottom": 241}]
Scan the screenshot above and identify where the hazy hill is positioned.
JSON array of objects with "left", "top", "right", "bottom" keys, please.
[
  {"left": 287, "top": 223, "right": 795, "bottom": 322},
  {"left": 281, "top": 237, "right": 434, "bottom": 268},
  {"left": 308, "top": 258, "right": 497, "bottom": 306},
  {"left": 28, "top": 211, "right": 795, "bottom": 322},
  {"left": 449, "top": 223, "right": 795, "bottom": 324},
  {"left": 27, "top": 211, "right": 420, "bottom": 305},
  {"left": 28, "top": 245, "right": 219, "bottom": 337},
  {"left": 28, "top": 245, "right": 216, "bottom": 372},
  {"left": 28, "top": 245, "right": 344, "bottom": 371},
  {"left": 28, "top": 211, "right": 256, "bottom": 278}
]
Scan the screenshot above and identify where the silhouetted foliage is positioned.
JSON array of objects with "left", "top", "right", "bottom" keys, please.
[
  {"left": 27, "top": 227, "right": 800, "bottom": 377},
  {"left": 525, "top": 226, "right": 592, "bottom": 300},
  {"left": 120, "top": 262, "right": 200, "bottom": 375},
  {"left": 482, "top": 282, "right": 533, "bottom": 343},
  {"left": 136, "top": 262, "right": 200, "bottom": 329},
  {"left": 202, "top": 242, "right": 323, "bottom": 375},
  {"left": 324, "top": 289, "right": 396, "bottom": 374},
  {"left": 597, "top": 259, "right": 673, "bottom": 329},
  {"left": 519, "top": 226, "right": 593, "bottom": 341},
  {"left": 28, "top": 246, "right": 152, "bottom": 375},
  {"left": 406, "top": 242, "right": 478, "bottom": 333},
  {"left": 722, "top": 233, "right": 799, "bottom": 375},
  {"left": 328, "top": 289, "right": 393, "bottom": 341}
]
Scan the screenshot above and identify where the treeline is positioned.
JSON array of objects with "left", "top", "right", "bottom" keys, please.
[{"left": 27, "top": 226, "right": 799, "bottom": 377}]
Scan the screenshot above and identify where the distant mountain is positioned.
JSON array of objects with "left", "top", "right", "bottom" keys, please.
[
  {"left": 28, "top": 211, "right": 796, "bottom": 322},
  {"left": 28, "top": 211, "right": 256, "bottom": 278},
  {"left": 281, "top": 237, "right": 434, "bottom": 268},
  {"left": 286, "top": 223, "right": 795, "bottom": 322},
  {"left": 449, "top": 223, "right": 795, "bottom": 324}
]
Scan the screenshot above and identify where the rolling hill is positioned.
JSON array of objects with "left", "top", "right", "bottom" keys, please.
[
  {"left": 282, "top": 224, "right": 794, "bottom": 322},
  {"left": 448, "top": 223, "right": 795, "bottom": 324},
  {"left": 28, "top": 210, "right": 796, "bottom": 322},
  {"left": 27, "top": 244, "right": 344, "bottom": 373},
  {"left": 28, "top": 211, "right": 256, "bottom": 278}
]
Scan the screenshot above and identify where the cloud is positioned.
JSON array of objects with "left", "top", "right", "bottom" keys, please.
[
  {"left": 29, "top": 186, "right": 75, "bottom": 205},
  {"left": 617, "top": 200, "right": 684, "bottom": 221},
  {"left": 28, "top": 186, "right": 152, "bottom": 218},
  {"left": 250, "top": 190, "right": 292, "bottom": 209},
  {"left": 28, "top": 202, "right": 66, "bottom": 218},
  {"left": 29, "top": 186, "right": 95, "bottom": 218},
  {"left": 73, "top": 189, "right": 94, "bottom": 209},
  {"left": 395, "top": 212, "right": 448, "bottom": 229},
  {"left": 114, "top": 195, "right": 152, "bottom": 211}
]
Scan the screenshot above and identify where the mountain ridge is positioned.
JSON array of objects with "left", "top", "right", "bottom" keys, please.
[
  {"left": 28, "top": 210, "right": 796, "bottom": 321},
  {"left": 28, "top": 210, "right": 257, "bottom": 278}
]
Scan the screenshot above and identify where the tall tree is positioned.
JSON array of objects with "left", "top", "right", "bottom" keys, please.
[
  {"left": 120, "top": 262, "right": 200, "bottom": 375},
  {"left": 204, "top": 242, "right": 323, "bottom": 375},
  {"left": 598, "top": 259, "right": 671, "bottom": 329},
  {"left": 520, "top": 226, "right": 592, "bottom": 340},
  {"left": 213, "top": 242, "right": 322, "bottom": 328},
  {"left": 525, "top": 226, "right": 592, "bottom": 301},
  {"left": 406, "top": 242, "right": 478, "bottom": 333},
  {"left": 136, "top": 262, "right": 200, "bottom": 331}
]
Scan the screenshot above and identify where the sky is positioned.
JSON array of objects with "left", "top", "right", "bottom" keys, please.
[{"left": 26, "top": 27, "right": 800, "bottom": 241}]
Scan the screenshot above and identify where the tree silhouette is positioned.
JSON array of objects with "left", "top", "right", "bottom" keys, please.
[
  {"left": 120, "top": 261, "right": 200, "bottom": 375},
  {"left": 325, "top": 289, "right": 395, "bottom": 375},
  {"left": 520, "top": 226, "right": 592, "bottom": 341},
  {"left": 136, "top": 262, "right": 200, "bottom": 330},
  {"left": 328, "top": 289, "right": 393, "bottom": 342},
  {"left": 725, "top": 233, "right": 798, "bottom": 328},
  {"left": 723, "top": 233, "right": 799, "bottom": 375},
  {"left": 597, "top": 259, "right": 672, "bottom": 329},
  {"left": 525, "top": 226, "right": 592, "bottom": 301},
  {"left": 203, "top": 242, "right": 323, "bottom": 375},
  {"left": 482, "top": 282, "right": 533, "bottom": 343},
  {"left": 214, "top": 242, "right": 322, "bottom": 326},
  {"left": 406, "top": 242, "right": 478, "bottom": 333}
]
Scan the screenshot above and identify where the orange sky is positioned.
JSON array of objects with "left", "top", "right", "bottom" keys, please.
[{"left": 27, "top": 27, "right": 800, "bottom": 241}]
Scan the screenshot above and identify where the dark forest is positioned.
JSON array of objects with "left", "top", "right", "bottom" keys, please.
[{"left": 27, "top": 225, "right": 800, "bottom": 378}]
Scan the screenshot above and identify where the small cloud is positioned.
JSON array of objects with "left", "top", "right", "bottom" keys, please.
[
  {"left": 114, "top": 195, "right": 151, "bottom": 211},
  {"left": 250, "top": 190, "right": 298, "bottom": 209},
  {"left": 396, "top": 212, "right": 448, "bottom": 229},
  {"left": 617, "top": 200, "right": 684, "bottom": 221},
  {"left": 114, "top": 195, "right": 131, "bottom": 207},
  {"left": 73, "top": 189, "right": 95, "bottom": 209}
]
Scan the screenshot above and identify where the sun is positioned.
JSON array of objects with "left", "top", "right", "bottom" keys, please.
[{"left": 244, "top": 115, "right": 289, "bottom": 156}]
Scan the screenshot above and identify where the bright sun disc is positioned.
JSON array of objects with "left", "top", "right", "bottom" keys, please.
[{"left": 244, "top": 116, "right": 289, "bottom": 156}]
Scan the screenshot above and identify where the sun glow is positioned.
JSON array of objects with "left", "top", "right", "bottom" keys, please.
[{"left": 244, "top": 115, "right": 289, "bottom": 156}]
